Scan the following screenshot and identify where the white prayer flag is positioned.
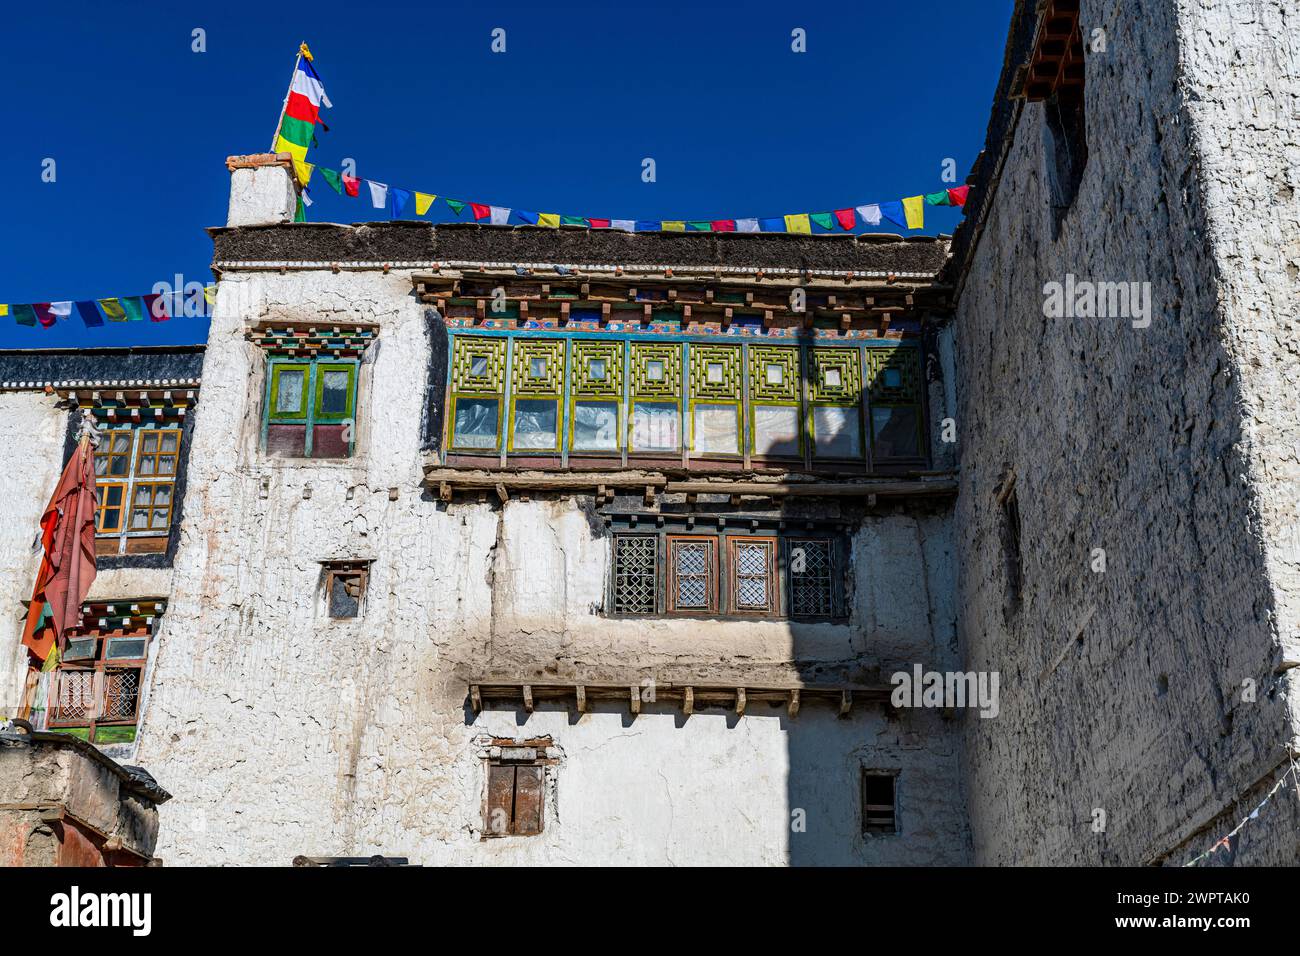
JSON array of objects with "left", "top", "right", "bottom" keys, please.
[
  {"left": 856, "top": 204, "right": 882, "bottom": 226},
  {"left": 611, "top": 220, "right": 635, "bottom": 232},
  {"left": 368, "top": 181, "right": 388, "bottom": 210},
  {"left": 735, "top": 218, "right": 760, "bottom": 232},
  {"left": 490, "top": 206, "right": 511, "bottom": 225}
]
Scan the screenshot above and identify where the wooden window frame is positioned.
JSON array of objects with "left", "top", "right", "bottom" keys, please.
[
  {"left": 666, "top": 535, "right": 718, "bottom": 614},
  {"left": 786, "top": 536, "right": 842, "bottom": 620},
  {"left": 263, "top": 356, "right": 360, "bottom": 459},
  {"left": 610, "top": 533, "right": 659, "bottom": 615},
  {"left": 93, "top": 425, "right": 183, "bottom": 554},
  {"left": 47, "top": 632, "right": 150, "bottom": 745},
  {"left": 483, "top": 755, "right": 549, "bottom": 839},
  {"left": 322, "top": 563, "right": 369, "bottom": 619},
  {"left": 727, "top": 536, "right": 779, "bottom": 617}
]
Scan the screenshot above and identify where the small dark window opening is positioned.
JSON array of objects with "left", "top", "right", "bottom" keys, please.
[
  {"left": 862, "top": 771, "right": 898, "bottom": 835},
  {"left": 1002, "top": 487, "right": 1023, "bottom": 613},
  {"left": 323, "top": 563, "right": 369, "bottom": 619},
  {"left": 1044, "top": 87, "right": 1088, "bottom": 238}
]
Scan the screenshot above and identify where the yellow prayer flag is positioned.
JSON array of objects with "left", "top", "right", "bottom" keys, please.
[
  {"left": 903, "top": 196, "right": 924, "bottom": 230},
  {"left": 415, "top": 192, "right": 436, "bottom": 216},
  {"left": 0, "top": 305, "right": 8, "bottom": 318},
  {"left": 274, "top": 136, "right": 309, "bottom": 164},
  {"left": 662, "top": 221, "right": 686, "bottom": 232},
  {"left": 293, "top": 159, "right": 314, "bottom": 185},
  {"left": 785, "top": 214, "right": 811, "bottom": 235},
  {"left": 538, "top": 213, "right": 560, "bottom": 228},
  {"left": 203, "top": 285, "right": 217, "bottom": 305},
  {"left": 98, "top": 298, "right": 127, "bottom": 322}
]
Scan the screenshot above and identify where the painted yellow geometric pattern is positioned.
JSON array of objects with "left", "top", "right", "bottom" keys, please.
[
  {"left": 631, "top": 343, "right": 683, "bottom": 398},
  {"left": 511, "top": 339, "right": 565, "bottom": 397},
  {"left": 749, "top": 345, "right": 800, "bottom": 403},
  {"left": 864, "top": 347, "right": 921, "bottom": 404},
  {"left": 808, "top": 348, "right": 862, "bottom": 403},
  {"left": 571, "top": 340, "right": 624, "bottom": 397},
  {"left": 689, "top": 344, "right": 742, "bottom": 400},
  {"left": 451, "top": 337, "right": 507, "bottom": 394}
]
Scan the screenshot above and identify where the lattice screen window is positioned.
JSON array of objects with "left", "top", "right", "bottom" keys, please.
[
  {"left": 730, "top": 537, "right": 777, "bottom": 614},
  {"left": 612, "top": 535, "right": 658, "bottom": 613},
  {"left": 571, "top": 340, "right": 623, "bottom": 453},
  {"left": 668, "top": 536, "right": 717, "bottom": 613},
  {"left": 809, "top": 349, "right": 864, "bottom": 459},
  {"left": 749, "top": 345, "right": 801, "bottom": 458},
  {"left": 789, "top": 538, "right": 835, "bottom": 618},
  {"left": 449, "top": 336, "right": 507, "bottom": 453}
]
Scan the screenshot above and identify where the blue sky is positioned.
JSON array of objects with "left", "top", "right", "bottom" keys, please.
[{"left": 0, "top": 0, "right": 1013, "bottom": 349}]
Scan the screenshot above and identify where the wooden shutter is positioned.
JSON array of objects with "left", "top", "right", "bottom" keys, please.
[
  {"left": 513, "top": 765, "right": 544, "bottom": 836},
  {"left": 486, "top": 765, "right": 515, "bottom": 836}
]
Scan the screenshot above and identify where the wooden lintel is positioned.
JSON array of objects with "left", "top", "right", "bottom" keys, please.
[
  {"left": 575, "top": 685, "right": 587, "bottom": 713},
  {"left": 735, "top": 687, "right": 746, "bottom": 717},
  {"left": 522, "top": 684, "right": 533, "bottom": 712},
  {"left": 683, "top": 686, "right": 694, "bottom": 716}
]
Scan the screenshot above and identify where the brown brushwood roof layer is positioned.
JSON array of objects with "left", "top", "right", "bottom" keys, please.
[{"left": 210, "top": 221, "right": 951, "bottom": 276}]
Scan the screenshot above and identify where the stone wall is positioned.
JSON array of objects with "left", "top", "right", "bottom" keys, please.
[
  {"left": 130, "top": 267, "right": 967, "bottom": 865},
  {"left": 953, "top": 0, "right": 1300, "bottom": 865}
]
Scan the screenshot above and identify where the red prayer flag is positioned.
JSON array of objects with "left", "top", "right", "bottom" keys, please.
[
  {"left": 586, "top": 218, "right": 611, "bottom": 229},
  {"left": 285, "top": 91, "right": 320, "bottom": 125},
  {"left": 20, "top": 438, "right": 97, "bottom": 664},
  {"left": 470, "top": 203, "right": 491, "bottom": 220},
  {"left": 32, "top": 303, "right": 57, "bottom": 328},
  {"left": 711, "top": 220, "right": 736, "bottom": 232},
  {"left": 947, "top": 185, "right": 970, "bottom": 207},
  {"left": 342, "top": 175, "right": 361, "bottom": 197},
  {"left": 144, "top": 293, "right": 170, "bottom": 322},
  {"left": 834, "top": 208, "right": 856, "bottom": 230}
]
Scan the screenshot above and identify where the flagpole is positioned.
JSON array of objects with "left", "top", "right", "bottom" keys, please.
[{"left": 270, "top": 43, "right": 307, "bottom": 152}]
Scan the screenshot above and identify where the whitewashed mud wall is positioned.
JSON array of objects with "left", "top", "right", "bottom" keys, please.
[
  {"left": 955, "top": 0, "right": 1300, "bottom": 865},
  {"left": 131, "top": 268, "right": 967, "bottom": 865},
  {"left": 0, "top": 393, "right": 68, "bottom": 718}
]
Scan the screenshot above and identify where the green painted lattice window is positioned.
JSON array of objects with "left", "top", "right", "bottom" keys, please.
[
  {"left": 265, "top": 357, "right": 358, "bottom": 459},
  {"left": 808, "top": 349, "right": 864, "bottom": 459},
  {"left": 570, "top": 340, "right": 623, "bottom": 453},
  {"left": 748, "top": 345, "right": 802, "bottom": 458},
  {"left": 689, "top": 344, "right": 743, "bottom": 456},
  {"left": 629, "top": 343, "right": 683, "bottom": 453},
  {"left": 448, "top": 337, "right": 508, "bottom": 452},
  {"left": 509, "top": 340, "right": 565, "bottom": 453},
  {"left": 865, "top": 347, "right": 924, "bottom": 461}
]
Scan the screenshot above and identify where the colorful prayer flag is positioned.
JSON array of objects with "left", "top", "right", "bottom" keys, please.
[
  {"left": 320, "top": 168, "right": 343, "bottom": 194},
  {"left": 119, "top": 297, "right": 146, "bottom": 322},
  {"left": 736, "top": 219, "right": 759, "bottom": 232},
  {"left": 879, "top": 201, "right": 906, "bottom": 229},
  {"left": 635, "top": 220, "right": 661, "bottom": 232},
  {"left": 470, "top": 203, "right": 491, "bottom": 221},
  {"left": 587, "top": 218, "right": 611, "bottom": 229},
  {"left": 948, "top": 185, "right": 970, "bottom": 206},
  {"left": 662, "top": 221, "right": 686, "bottom": 232},
  {"left": 489, "top": 206, "right": 511, "bottom": 225},
  {"left": 293, "top": 160, "right": 314, "bottom": 186},
  {"left": 785, "top": 214, "right": 812, "bottom": 235},
  {"left": 342, "top": 174, "right": 360, "bottom": 197},
  {"left": 390, "top": 187, "right": 411, "bottom": 218},
  {"left": 810, "top": 213, "right": 835, "bottom": 231},
  {"left": 32, "top": 304, "right": 57, "bottom": 328},
  {"left": 13, "top": 304, "right": 37, "bottom": 326},
  {"left": 903, "top": 196, "right": 924, "bottom": 229},
  {"left": 368, "top": 181, "right": 388, "bottom": 210},
  {"left": 516, "top": 210, "right": 539, "bottom": 225},
  {"left": 925, "top": 191, "right": 950, "bottom": 206},
  {"left": 538, "top": 213, "right": 560, "bottom": 228},
  {"left": 759, "top": 218, "right": 785, "bottom": 232},
  {"left": 274, "top": 52, "right": 331, "bottom": 166},
  {"left": 98, "top": 298, "right": 127, "bottom": 322},
  {"left": 711, "top": 220, "right": 736, "bottom": 232},
  {"left": 857, "top": 204, "right": 882, "bottom": 226},
  {"left": 834, "top": 208, "right": 856, "bottom": 230},
  {"left": 143, "top": 293, "right": 170, "bottom": 322},
  {"left": 445, "top": 199, "right": 467, "bottom": 216},
  {"left": 561, "top": 216, "right": 586, "bottom": 227},
  {"left": 415, "top": 192, "right": 436, "bottom": 215},
  {"left": 687, "top": 221, "right": 711, "bottom": 231},
  {"left": 0, "top": 305, "right": 7, "bottom": 318},
  {"left": 75, "top": 301, "right": 103, "bottom": 327},
  {"left": 611, "top": 219, "right": 635, "bottom": 232}
]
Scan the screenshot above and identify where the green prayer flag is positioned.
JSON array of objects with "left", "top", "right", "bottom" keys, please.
[
  {"left": 445, "top": 199, "right": 467, "bottom": 216},
  {"left": 295, "top": 195, "right": 306, "bottom": 222},
  {"left": 925, "top": 191, "right": 951, "bottom": 206},
  {"left": 687, "top": 221, "right": 712, "bottom": 231},
  {"left": 12, "top": 304, "right": 37, "bottom": 326},
  {"left": 561, "top": 216, "right": 586, "bottom": 226},
  {"left": 119, "top": 297, "right": 146, "bottom": 322},
  {"left": 319, "top": 168, "right": 343, "bottom": 194},
  {"left": 277, "top": 115, "right": 314, "bottom": 148},
  {"left": 98, "top": 298, "right": 127, "bottom": 322},
  {"left": 810, "top": 212, "right": 835, "bottom": 230}
]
